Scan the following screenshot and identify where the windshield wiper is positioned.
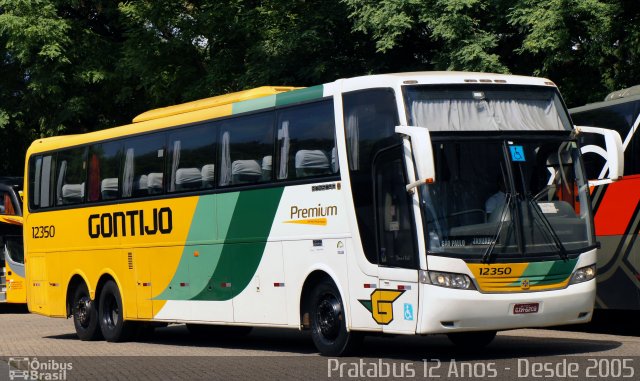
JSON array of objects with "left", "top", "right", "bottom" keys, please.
[
  {"left": 526, "top": 197, "right": 569, "bottom": 261},
  {"left": 481, "top": 193, "right": 513, "bottom": 264}
]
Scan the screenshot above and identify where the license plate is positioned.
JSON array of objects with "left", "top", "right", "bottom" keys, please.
[{"left": 514, "top": 303, "right": 539, "bottom": 314}]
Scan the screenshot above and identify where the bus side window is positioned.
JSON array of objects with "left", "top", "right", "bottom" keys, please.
[
  {"left": 29, "top": 154, "right": 56, "bottom": 209},
  {"left": 88, "top": 141, "right": 122, "bottom": 202},
  {"left": 167, "top": 123, "right": 217, "bottom": 193},
  {"left": 219, "top": 113, "right": 274, "bottom": 187},
  {"left": 573, "top": 102, "right": 640, "bottom": 176},
  {"left": 275, "top": 100, "right": 337, "bottom": 180},
  {"left": 0, "top": 191, "right": 13, "bottom": 215},
  {"left": 122, "top": 133, "right": 166, "bottom": 198},
  {"left": 55, "top": 147, "right": 88, "bottom": 206}
]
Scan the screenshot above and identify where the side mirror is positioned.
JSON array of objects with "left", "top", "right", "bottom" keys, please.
[
  {"left": 395, "top": 126, "right": 436, "bottom": 192},
  {"left": 575, "top": 126, "right": 624, "bottom": 186}
]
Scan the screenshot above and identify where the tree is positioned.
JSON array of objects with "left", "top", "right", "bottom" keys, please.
[
  {"left": 1, "top": 0, "right": 640, "bottom": 175},
  {"left": 343, "top": 0, "right": 639, "bottom": 106}
]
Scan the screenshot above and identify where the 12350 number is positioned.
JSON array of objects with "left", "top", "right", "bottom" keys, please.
[
  {"left": 32, "top": 225, "right": 55, "bottom": 239},
  {"left": 479, "top": 267, "right": 512, "bottom": 276}
]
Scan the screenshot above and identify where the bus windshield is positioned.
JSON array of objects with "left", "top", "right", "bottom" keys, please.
[
  {"left": 404, "top": 84, "right": 573, "bottom": 132},
  {"left": 420, "top": 136, "right": 593, "bottom": 260}
]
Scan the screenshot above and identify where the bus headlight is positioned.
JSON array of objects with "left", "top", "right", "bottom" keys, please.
[
  {"left": 569, "top": 264, "right": 597, "bottom": 285},
  {"left": 420, "top": 270, "right": 476, "bottom": 290}
]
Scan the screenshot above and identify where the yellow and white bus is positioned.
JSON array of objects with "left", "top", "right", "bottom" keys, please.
[
  {"left": 1, "top": 176, "right": 26, "bottom": 304},
  {"left": 24, "top": 72, "right": 623, "bottom": 355}
]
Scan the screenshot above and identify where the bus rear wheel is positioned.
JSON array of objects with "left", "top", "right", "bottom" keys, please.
[
  {"left": 72, "top": 283, "right": 102, "bottom": 341},
  {"left": 447, "top": 330, "right": 497, "bottom": 349},
  {"left": 309, "top": 280, "right": 362, "bottom": 356},
  {"left": 98, "top": 280, "right": 135, "bottom": 342}
]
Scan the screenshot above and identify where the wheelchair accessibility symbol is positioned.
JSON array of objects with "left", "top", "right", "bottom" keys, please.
[
  {"left": 403, "top": 303, "right": 414, "bottom": 321},
  {"left": 509, "top": 145, "right": 526, "bottom": 162}
]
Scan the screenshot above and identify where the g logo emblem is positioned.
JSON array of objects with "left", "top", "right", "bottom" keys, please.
[
  {"left": 521, "top": 279, "right": 530, "bottom": 290},
  {"left": 358, "top": 289, "right": 404, "bottom": 325}
]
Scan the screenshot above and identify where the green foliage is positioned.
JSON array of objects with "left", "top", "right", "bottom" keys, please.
[
  {"left": 1, "top": 0, "right": 639, "bottom": 174},
  {"left": 345, "top": 0, "right": 508, "bottom": 72}
]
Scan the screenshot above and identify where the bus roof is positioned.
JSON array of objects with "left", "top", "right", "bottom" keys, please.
[
  {"left": 605, "top": 85, "right": 640, "bottom": 102},
  {"left": 570, "top": 85, "right": 640, "bottom": 114},
  {"left": 132, "top": 86, "right": 299, "bottom": 123},
  {"left": 27, "top": 85, "right": 308, "bottom": 154},
  {"left": 26, "top": 71, "right": 558, "bottom": 155}
]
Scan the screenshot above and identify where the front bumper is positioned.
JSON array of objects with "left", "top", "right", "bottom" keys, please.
[{"left": 417, "top": 279, "right": 595, "bottom": 334}]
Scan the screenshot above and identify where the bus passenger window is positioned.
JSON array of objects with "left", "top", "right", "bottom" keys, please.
[
  {"left": 167, "top": 124, "right": 216, "bottom": 193},
  {"left": 1, "top": 192, "right": 14, "bottom": 215},
  {"left": 122, "top": 134, "right": 166, "bottom": 198},
  {"left": 219, "top": 113, "right": 274, "bottom": 187},
  {"left": 88, "top": 141, "right": 122, "bottom": 202},
  {"left": 275, "top": 100, "right": 337, "bottom": 180},
  {"left": 56, "top": 147, "right": 87, "bottom": 206},
  {"left": 29, "top": 154, "right": 56, "bottom": 209}
]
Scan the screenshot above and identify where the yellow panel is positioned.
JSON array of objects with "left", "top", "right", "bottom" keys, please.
[
  {"left": 26, "top": 104, "right": 233, "bottom": 156},
  {"left": 27, "top": 255, "right": 47, "bottom": 314},
  {"left": 5, "top": 261, "right": 26, "bottom": 304},
  {"left": 132, "top": 86, "right": 299, "bottom": 123}
]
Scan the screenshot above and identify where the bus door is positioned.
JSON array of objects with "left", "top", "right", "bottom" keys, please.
[{"left": 373, "top": 146, "right": 420, "bottom": 334}]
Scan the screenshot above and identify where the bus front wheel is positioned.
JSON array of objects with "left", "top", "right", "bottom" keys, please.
[
  {"left": 309, "top": 280, "right": 362, "bottom": 356},
  {"left": 98, "top": 280, "right": 135, "bottom": 342},
  {"left": 72, "top": 284, "right": 102, "bottom": 341}
]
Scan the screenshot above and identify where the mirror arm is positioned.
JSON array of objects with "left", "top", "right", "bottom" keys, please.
[
  {"left": 406, "top": 178, "right": 434, "bottom": 193},
  {"left": 395, "top": 126, "right": 436, "bottom": 192}
]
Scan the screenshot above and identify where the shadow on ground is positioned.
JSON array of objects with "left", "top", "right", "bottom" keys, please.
[
  {"left": 0, "top": 304, "right": 28, "bottom": 314},
  {"left": 552, "top": 309, "right": 640, "bottom": 337},
  {"left": 45, "top": 323, "right": 622, "bottom": 361}
]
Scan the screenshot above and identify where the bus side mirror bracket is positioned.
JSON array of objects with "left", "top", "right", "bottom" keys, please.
[
  {"left": 395, "top": 126, "right": 436, "bottom": 192},
  {"left": 575, "top": 126, "right": 624, "bottom": 185}
]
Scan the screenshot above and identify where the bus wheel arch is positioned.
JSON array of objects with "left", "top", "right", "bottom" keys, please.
[
  {"left": 300, "top": 270, "right": 362, "bottom": 356},
  {"left": 96, "top": 273, "right": 135, "bottom": 342},
  {"left": 66, "top": 274, "right": 88, "bottom": 317},
  {"left": 67, "top": 274, "right": 102, "bottom": 341},
  {"left": 300, "top": 270, "right": 333, "bottom": 330},
  {"left": 97, "top": 277, "right": 136, "bottom": 342}
]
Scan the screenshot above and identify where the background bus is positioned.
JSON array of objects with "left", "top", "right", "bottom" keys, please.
[
  {"left": 0, "top": 176, "right": 25, "bottom": 304},
  {"left": 570, "top": 87, "right": 640, "bottom": 311},
  {"left": 24, "top": 73, "right": 621, "bottom": 355}
]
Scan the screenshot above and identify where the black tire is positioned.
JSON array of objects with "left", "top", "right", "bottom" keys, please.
[
  {"left": 71, "top": 283, "right": 102, "bottom": 341},
  {"left": 447, "top": 330, "right": 497, "bottom": 348},
  {"left": 98, "top": 280, "right": 136, "bottom": 342},
  {"left": 309, "top": 280, "right": 362, "bottom": 356},
  {"left": 186, "top": 324, "right": 252, "bottom": 339}
]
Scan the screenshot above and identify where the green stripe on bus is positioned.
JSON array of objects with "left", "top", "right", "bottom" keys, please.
[
  {"left": 232, "top": 95, "right": 277, "bottom": 115},
  {"left": 192, "top": 187, "right": 284, "bottom": 300},
  {"left": 156, "top": 187, "right": 284, "bottom": 301},
  {"left": 230, "top": 85, "right": 323, "bottom": 114},
  {"left": 507, "top": 258, "right": 578, "bottom": 287},
  {"left": 153, "top": 195, "right": 231, "bottom": 301},
  {"left": 275, "top": 85, "right": 324, "bottom": 107}
]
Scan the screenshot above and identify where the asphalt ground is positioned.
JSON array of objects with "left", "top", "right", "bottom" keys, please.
[{"left": 1, "top": 305, "right": 639, "bottom": 380}]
